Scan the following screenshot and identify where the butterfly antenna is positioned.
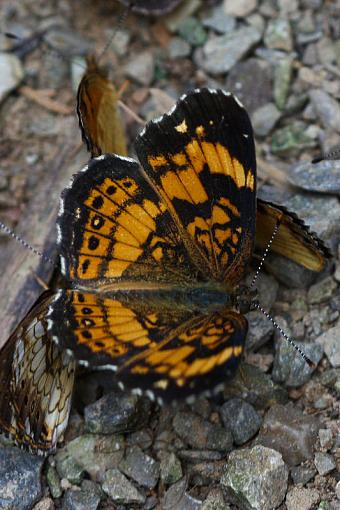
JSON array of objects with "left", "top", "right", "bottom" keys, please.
[
  {"left": 97, "top": 3, "right": 131, "bottom": 64},
  {"left": 251, "top": 220, "right": 281, "bottom": 288},
  {"left": 0, "top": 221, "right": 55, "bottom": 266},
  {"left": 312, "top": 147, "right": 340, "bottom": 164},
  {"left": 253, "top": 302, "right": 315, "bottom": 368}
]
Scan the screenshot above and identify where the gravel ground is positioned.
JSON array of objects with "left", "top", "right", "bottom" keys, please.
[{"left": 0, "top": 1, "right": 339, "bottom": 509}]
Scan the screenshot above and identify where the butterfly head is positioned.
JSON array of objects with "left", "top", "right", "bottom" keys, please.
[{"left": 233, "top": 286, "right": 258, "bottom": 314}]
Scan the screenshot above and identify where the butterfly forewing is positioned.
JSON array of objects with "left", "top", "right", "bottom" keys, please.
[
  {"left": 58, "top": 155, "right": 202, "bottom": 286},
  {"left": 135, "top": 89, "right": 257, "bottom": 285}
]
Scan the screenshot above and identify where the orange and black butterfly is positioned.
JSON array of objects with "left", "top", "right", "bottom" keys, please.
[
  {"left": 0, "top": 88, "right": 331, "bottom": 454},
  {"left": 77, "top": 54, "right": 128, "bottom": 158}
]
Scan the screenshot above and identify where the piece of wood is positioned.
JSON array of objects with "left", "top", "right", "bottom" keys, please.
[{"left": 0, "top": 144, "right": 87, "bottom": 349}]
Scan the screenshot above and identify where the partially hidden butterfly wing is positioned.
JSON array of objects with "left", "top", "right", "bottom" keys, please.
[
  {"left": 77, "top": 55, "right": 128, "bottom": 157},
  {"left": 256, "top": 199, "right": 331, "bottom": 272},
  {"left": 0, "top": 293, "right": 76, "bottom": 454},
  {"left": 48, "top": 290, "right": 247, "bottom": 402}
]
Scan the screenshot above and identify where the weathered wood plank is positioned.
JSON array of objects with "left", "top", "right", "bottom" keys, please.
[{"left": 0, "top": 144, "right": 87, "bottom": 349}]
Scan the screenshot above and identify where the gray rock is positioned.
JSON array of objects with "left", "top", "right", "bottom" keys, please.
[
  {"left": 201, "top": 488, "right": 229, "bottom": 510},
  {"left": 316, "top": 324, "right": 340, "bottom": 368},
  {"left": 309, "top": 89, "right": 340, "bottom": 133},
  {"left": 264, "top": 19, "right": 293, "bottom": 52},
  {"left": 162, "top": 477, "right": 202, "bottom": 510},
  {"left": 220, "top": 398, "right": 262, "bottom": 445},
  {"left": 288, "top": 159, "right": 340, "bottom": 196},
  {"left": 84, "top": 391, "right": 152, "bottom": 434},
  {"left": 55, "top": 434, "right": 124, "bottom": 482},
  {"left": 318, "top": 428, "right": 333, "bottom": 450},
  {"left": 168, "top": 37, "right": 191, "bottom": 58},
  {"left": 164, "top": 0, "right": 201, "bottom": 32},
  {"left": 178, "top": 16, "right": 207, "bottom": 47},
  {"left": 32, "top": 498, "right": 54, "bottom": 510},
  {"left": 285, "top": 487, "right": 320, "bottom": 510},
  {"left": 0, "top": 446, "right": 44, "bottom": 510},
  {"left": 225, "top": 58, "right": 273, "bottom": 115},
  {"left": 0, "top": 53, "right": 24, "bottom": 103},
  {"left": 56, "top": 453, "right": 85, "bottom": 485},
  {"left": 272, "top": 335, "right": 324, "bottom": 387},
  {"left": 290, "top": 465, "right": 316, "bottom": 485},
  {"left": 252, "top": 102, "right": 281, "bottom": 136},
  {"left": 278, "top": 0, "right": 299, "bottom": 14},
  {"left": 102, "top": 468, "right": 145, "bottom": 504},
  {"left": 223, "top": 0, "right": 257, "bottom": 17},
  {"left": 46, "top": 464, "right": 62, "bottom": 498},
  {"left": 308, "top": 276, "right": 337, "bottom": 304},
  {"left": 173, "top": 411, "right": 233, "bottom": 451},
  {"left": 160, "top": 452, "right": 183, "bottom": 484},
  {"left": 246, "top": 311, "right": 274, "bottom": 351},
  {"left": 336, "top": 481, "right": 340, "bottom": 499},
  {"left": 271, "top": 122, "right": 317, "bottom": 156},
  {"left": 223, "top": 363, "right": 289, "bottom": 410},
  {"left": 315, "top": 37, "right": 337, "bottom": 66},
  {"left": 119, "top": 446, "right": 159, "bottom": 489},
  {"left": 202, "top": 6, "right": 236, "bottom": 34},
  {"left": 44, "top": 27, "right": 92, "bottom": 57},
  {"left": 256, "top": 403, "right": 321, "bottom": 466},
  {"left": 178, "top": 450, "right": 224, "bottom": 463},
  {"left": 125, "top": 51, "right": 155, "bottom": 86},
  {"left": 314, "top": 452, "right": 336, "bottom": 475},
  {"left": 246, "top": 269, "right": 279, "bottom": 311},
  {"left": 221, "top": 445, "right": 288, "bottom": 510},
  {"left": 196, "top": 26, "right": 261, "bottom": 75},
  {"left": 187, "top": 460, "right": 224, "bottom": 486},
  {"left": 61, "top": 489, "right": 100, "bottom": 510},
  {"left": 110, "top": 28, "right": 131, "bottom": 57},
  {"left": 274, "top": 55, "right": 294, "bottom": 110}
]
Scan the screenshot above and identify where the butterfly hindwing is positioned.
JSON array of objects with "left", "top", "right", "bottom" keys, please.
[
  {"left": 48, "top": 289, "right": 247, "bottom": 401},
  {"left": 256, "top": 199, "right": 331, "bottom": 272},
  {"left": 0, "top": 293, "right": 75, "bottom": 454}
]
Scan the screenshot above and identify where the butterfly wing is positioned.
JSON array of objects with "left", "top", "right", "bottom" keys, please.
[
  {"left": 0, "top": 293, "right": 76, "bottom": 454},
  {"left": 256, "top": 199, "right": 331, "bottom": 272},
  {"left": 48, "top": 290, "right": 247, "bottom": 402},
  {"left": 135, "top": 88, "right": 257, "bottom": 285},
  {"left": 60, "top": 89, "right": 256, "bottom": 288},
  {"left": 58, "top": 154, "right": 203, "bottom": 286},
  {"left": 77, "top": 55, "right": 128, "bottom": 157}
]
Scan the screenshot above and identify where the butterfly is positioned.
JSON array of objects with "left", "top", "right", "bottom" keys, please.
[
  {"left": 77, "top": 54, "right": 128, "bottom": 158},
  {"left": 0, "top": 88, "right": 330, "bottom": 455}
]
